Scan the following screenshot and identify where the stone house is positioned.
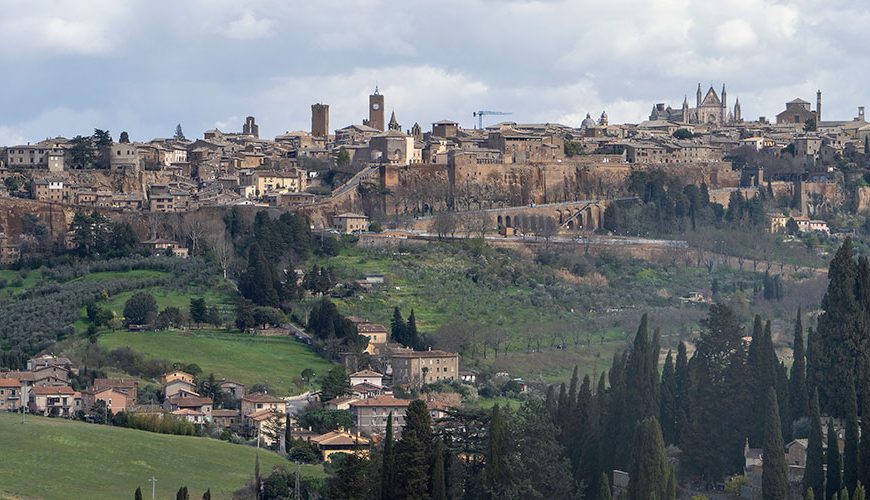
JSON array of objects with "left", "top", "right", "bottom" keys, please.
[
  {"left": 0, "top": 378, "right": 23, "bottom": 411},
  {"left": 29, "top": 386, "right": 80, "bottom": 417},
  {"left": 165, "top": 395, "right": 213, "bottom": 422},
  {"left": 389, "top": 348, "right": 460, "bottom": 386},
  {"left": 241, "top": 393, "right": 284, "bottom": 418},
  {"left": 349, "top": 369, "right": 384, "bottom": 388},
  {"left": 311, "top": 430, "right": 371, "bottom": 461},
  {"left": 349, "top": 395, "right": 411, "bottom": 436},
  {"left": 332, "top": 213, "right": 369, "bottom": 234}
]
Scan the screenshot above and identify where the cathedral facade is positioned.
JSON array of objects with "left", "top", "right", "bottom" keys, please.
[{"left": 650, "top": 83, "right": 742, "bottom": 126}]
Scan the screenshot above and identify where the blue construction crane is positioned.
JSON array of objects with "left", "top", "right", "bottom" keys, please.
[{"left": 473, "top": 110, "right": 512, "bottom": 129}]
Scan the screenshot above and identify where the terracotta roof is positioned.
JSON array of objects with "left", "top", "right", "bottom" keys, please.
[
  {"left": 168, "top": 395, "right": 213, "bottom": 407},
  {"left": 0, "top": 378, "right": 20, "bottom": 387},
  {"left": 356, "top": 323, "right": 388, "bottom": 334},
  {"left": 349, "top": 395, "right": 411, "bottom": 408},
  {"left": 390, "top": 349, "right": 458, "bottom": 359},
  {"left": 312, "top": 430, "right": 370, "bottom": 446},
  {"left": 94, "top": 378, "right": 137, "bottom": 390},
  {"left": 172, "top": 409, "right": 204, "bottom": 416},
  {"left": 247, "top": 408, "right": 283, "bottom": 421},
  {"left": 212, "top": 409, "right": 240, "bottom": 417},
  {"left": 242, "top": 393, "right": 283, "bottom": 403},
  {"left": 349, "top": 369, "right": 383, "bottom": 378},
  {"left": 32, "top": 386, "right": 76, "bottom": 396},
  {"left": 352, "top": 383, "right": 383, "bottom": 392}
]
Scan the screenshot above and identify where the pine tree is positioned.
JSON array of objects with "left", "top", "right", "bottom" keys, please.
[
  {"left": 135, "top": 487, "right": 143, "bottom": 500},
  {"left": 176, "top": 486, "right": 189, "bottom": 500},
  {"left": 805, "top": 390, "right": 826, "bottom": 497},
  {"left": 809, "top": 489, "right": 817, "bottom": 500},
  {"left": 854, "top": 484, "right": 866, "bottom": 500},
  {"left": 381, "top": 412, "right": 396, "bottom": 500},
  {"left": 568, "top": 366, "right": 580, "bottom": 413},
  {"left": 828, "top": 419, "right": 843, "bottom": 500},
  {"left": 844, "top": 378, "right": 859, "bottom": 494},
  {"left": 598, "top": 472, "right": 612, "bottom": 500},
  {"left": 619, "top": 314, "right": 660, "bottom": 467},
  {"left": 763, "top": 387, "right": 789, "bottom": 500},
  {"left": 627, "top": 417, "right": 669, "bottom": 500},
  {"left": 395, "top": 400, "right": 433, "bottom": 500},
  {"left": 660, "top": 350, "right": 677, "bottom": 445},
  {"left": 841, "top": 488, "right": 851, "bottom": 500},
  {"left": 666, "top": 467, "right": 677, "bottom": 499},
  {"left": 431, "top": 439, "right": 446, "bottom": 500},
  {"left": 747, "top": 318, "right": 778, "bottom": 447},
  {"left": 791, "top": 308, "right": 810, "bottom": 419},
  {"left": 202, "top": 489, "right": 211, "bottom": 500}
]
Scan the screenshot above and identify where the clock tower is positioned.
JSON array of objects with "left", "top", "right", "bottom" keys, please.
[{"left": 368, "top": 87, "right": 385, "bottom": 131}]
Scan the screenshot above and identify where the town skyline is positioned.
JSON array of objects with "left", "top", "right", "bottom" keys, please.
[{"left": 1, "top": 0, "right": 868, "bottom": 144}]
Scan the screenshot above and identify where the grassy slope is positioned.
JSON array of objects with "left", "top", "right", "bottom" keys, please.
[
  {"left": 99, "top": 330, "right": 334, "bottom": 393},
  {"left": 0, "top": 413, "right": 320, "bottom": 500}
]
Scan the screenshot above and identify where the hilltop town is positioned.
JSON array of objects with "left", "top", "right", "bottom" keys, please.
[{"left": 2, "top": 84, "right": 870, "bottom": 500}]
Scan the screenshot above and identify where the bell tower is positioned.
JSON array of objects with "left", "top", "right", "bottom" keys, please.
[{"left": 369, "top": 87, "right": 385, "bottom": 131}]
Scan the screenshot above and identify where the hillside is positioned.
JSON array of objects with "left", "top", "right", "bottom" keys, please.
[
  {"left": 99, "top": 329, "right": 334, "bottom": 393},
  {"left": 0, "top": 413, "right": 320, "bottom": 500}
]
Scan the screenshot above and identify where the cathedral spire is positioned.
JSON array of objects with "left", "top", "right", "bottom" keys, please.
[{"left": 696, "top": 83, "right": 702, "bottom": 108}]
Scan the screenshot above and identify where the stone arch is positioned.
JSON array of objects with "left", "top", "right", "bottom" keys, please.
[
  {"left": 585, "top": 206, "right": 595, "bottom": 230},
  {"left": 497, "top": 215, "right": 503, "bottom": 228},
  {"left": 505, "top": 215, "right": 512, "bottom": 228},
  {"left": 556, "top": 210, "right": 563, "bottom": 225}
]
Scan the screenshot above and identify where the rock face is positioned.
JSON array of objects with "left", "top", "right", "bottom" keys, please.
[
  {"left": 0, "top": 197, "right": 74, "bottom": 238},
  {"left": 857, "top": 186, "right": 870, "bottom": 213}
]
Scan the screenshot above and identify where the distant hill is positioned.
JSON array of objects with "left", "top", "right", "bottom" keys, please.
[{"left": 0, "top": 413, "right": 320, "bottom": 500}]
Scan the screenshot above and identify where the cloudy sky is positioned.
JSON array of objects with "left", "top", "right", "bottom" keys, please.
[{"left": 1, "top": 0, "right": 868, "bottom": 144}]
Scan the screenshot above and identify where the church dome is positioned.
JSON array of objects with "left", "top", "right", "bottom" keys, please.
[{"left": 581, "top": 113, "right": 597, "bottom": 129}]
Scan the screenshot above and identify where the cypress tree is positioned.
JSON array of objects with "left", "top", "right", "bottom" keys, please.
[
  {"left": 406, "top": 310, "right": 421, "bottom": 350},
  {"left": 805, "top": 390, "right": 825, "bottom": 497},
  {"left": 202, "top": 490, "right": 211, "bottom": 500},
  {"left": 431, "top": 439, "right": 446, "bottom": 500},
  {"left": 674, "top": 341, "right": 689, "bottom": 443},
  {"left": 809, "top": 489, "right": 816, "bottom": 500},
  {"left": 841, "top": 488, "right": 851, "bottom": 500},
  {"left": 598, "top": 472, "right": 612, "bottom": 500},
  {"left": 807, "top": 326, "right": 819, "bottom": 397},
  {"left": 817, "top": 238, "right": 860, "bottom": 417},
  {"left": 568, "top": 365, "right": 580, "bottom": 413},
  {"left": 390, "top": 307, "right": 406, "bottom": 345},
  {"left": 660, "top": 350, "right": 677, "bottom": 445},
  {"left": 845, "top": 379, "right": 860, "bottom": 494},
  {"left": 747, "top": 317, "right": 777, "bottom": 447},
  {"left": 855, "top": 484, "right": 866, "bottom": 500},
  {"left": 627, "top": 417, "right": 668, "bottom": 500},
  {"left": 557, "top": 382, "right": 569, "bottom": 428},
  {"left": 860, "top": 370, "right": 870, "bottom": 489},
  {"left": 763, "top": 387, "right": 789, "bottom": 500},
  {"left": 176, "top": 486, "right": 189, "bottom": 500},
  {"left": 791, "top": 308, "right": 810, "bottom": 419},
  {"left": 381, "top": 412, "right": 395, "bottom": 500},
  {"left": 828, "top": 419, "right": 843, "bottom": 500},
  {"left": 777, "top": 361, "right": 793, "bottom": 443},
  {"left": 484, "top": 405, "right": 508, "bottom": 492},
  {"left": 620, "top": 314, "right": 660, "bottom": 467},
  {"left": 666, "top": 467, "right": 677, "bottom": 499},
  {"left": 135, "top": 487, "right": 143, "bottom": 500}
]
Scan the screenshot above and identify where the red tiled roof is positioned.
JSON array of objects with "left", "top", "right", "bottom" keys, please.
[
  {"left": 242, "top": 393, "right": 283, "bottom": 403},
  {"left": 168, "top": 395, "right": 213, "bottom": 407},
  {"left": 0, "top": 378, "right": 20, "bottom": 387},
  {"left": 32, "top": 386, "right": 75, "bottom": 396},
  {"left": 349, "top": 395, "right": 411, "bottom": 408}
]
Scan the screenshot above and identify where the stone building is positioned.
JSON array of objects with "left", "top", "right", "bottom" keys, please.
[
  {"left": 389, "top": 348, "right": 459, "bottom": 386},
  {"left": 649, "top": 83, "right": 739, "bottom": 126},
  {"left": 364, "top": 87, "right": 385, "bottom": 132},
  {"left": 311, "top": 103, "right": 330, "bottom": 138},
  {"left": 776, "top": 94, "right": 821, "bottom": 126}
]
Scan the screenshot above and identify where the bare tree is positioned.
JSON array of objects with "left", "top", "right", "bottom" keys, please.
[
  {"left": 205, "top": 221, "right": 234, "bottom": 279},
  {"left": 431, "top": 211, "right": 457, "bottom": 240},
  {"left": 181, "top": 211, "right": 210, "bottom": 257},
  {"left": 537, "top": 216, "right": 559, "bottom": 247}
]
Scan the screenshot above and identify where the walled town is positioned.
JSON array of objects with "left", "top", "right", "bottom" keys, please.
[{"left": 2, "top": 81, "right": 870, "bottom": 500}]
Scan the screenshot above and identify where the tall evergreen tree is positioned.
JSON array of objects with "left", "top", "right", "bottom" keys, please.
[
  {"left": 390, "top": 307, "right": 407, "bottom": 345},
  {"left": 484, "top": 405, "right": 509, "bottom": 493},
  {"left": 808, "top": 327, "right": 820, "bottom": 398},
  {"left": 202, "top": 490, "right": 210, "bottom": 500},
  {"left": 860, "top": 370, "right": 870, "bottom": 489},
  {"left": 516, "top": 399, "right": 579, "bottom": 499},
  {"left": 395, "top": 400, "right": 433, "bottom": 500},
  {"left": 763, "top": 387, "right": 789, "bottom": 500},
  {"left": 816, "top": 238, "right": 860, "bottom": 417},
  {"left": 660, "top": 350, "right": 677, "bottom": 445},
  {"left": 844, "top": 379, "right": 860, "bottom": 495},
  {"left": 406, "top": 310, "right": 422, "bottom": 350},
  {"left": 666, "top": 467, "right": 677, "bottom": 499},
  {"left": 176, "top": 486, "right": 189, "bottom": 500},
  {"left": 431, "top": 439, "right": 446, "bottom": 500},
  {"left": 791, "top": 308, "right": 810, "bottom": 419},
  {"left": 135, "top": 487, "right": 143, "bottom": 500},
  {"left": 805, "top": 390, "right": 826, "bottom": 497},
  {"left": 568, "top": 366, "right": 580, "bottom": 413},
  {"left": 619, "top": 314, "right": 660, "bottom": 467},
  {"left": 627, "top": 417, "right": 669, "bottom": 500},
  {"left": 682, "top": 304, "right": 749, "bottom": 480},
  {"left": 777, "top": 361, "right": 793, "bottom": 443},
  {"left": 598, "top": 473, "right": 612, "bottom": 500},
  {"left": 747, "top": 318, "right": 778, "bottom": 447},
  {"left": 674, "top": 341, "right": 689, "bottom": 444},
  {"left": 381, "top": 412, "right": 396, "bottom": 500},
  {"left": 828, "top": 419, "right": 843, "bottom": 500}
]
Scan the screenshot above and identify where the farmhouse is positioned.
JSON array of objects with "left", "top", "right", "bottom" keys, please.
[
  {"left": 390, "top": 348, "right": 460, "bottom": 386},
  {"left": 311, "top": 429, "right": 371, "bottom": 461}
]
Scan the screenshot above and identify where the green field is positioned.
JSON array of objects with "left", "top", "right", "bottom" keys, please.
[
  {"left": 99, "top": 330, "right": 334, "bottom": 393},
  {"left": 0, "top": 412, "right": 320, "bottom": 500}
]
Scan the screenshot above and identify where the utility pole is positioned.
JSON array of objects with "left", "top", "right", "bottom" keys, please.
[
  {"left": 20, "top": 406, "right": 26, "bottom": 424},
  {"left": 148, "top": 476, "right": 157, "bottom": 499}
]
